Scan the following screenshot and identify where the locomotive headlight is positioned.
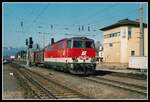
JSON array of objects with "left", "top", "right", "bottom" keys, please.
[
  {"left": 80, "top": 58, "right": 83, "bottom": 60},
  {"left": 72, "top": 58, "right": 78, "bottom": 62}
]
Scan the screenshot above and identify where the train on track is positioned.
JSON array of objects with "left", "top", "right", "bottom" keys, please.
[{"left": 29, "top": 37, "right": 97, "bottom": 75}]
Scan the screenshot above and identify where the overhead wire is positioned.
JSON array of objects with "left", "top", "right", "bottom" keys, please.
[
  {"left": 74, "top": 3, "right": 117, "bottom": 23},
  {"left": 96, "top": 8, "right": 140, "bottom": 28},
  {"left": 32, "top": 4, "right": 120, "bottom": 32},
  {"left": 26, "top": 4, "right": 50, "bottom": 37},
  {"left": 24, "top": 3, "right": 145, "bottom": 40}
]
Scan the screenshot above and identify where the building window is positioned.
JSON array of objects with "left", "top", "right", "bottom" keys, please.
[
  {"left": 104, "top": 32, "right": 120, "bottom": 39},
  {"left": 109, "top": 34, "right": 111, "bottom": 38},
  {"left": 104, "top": 35, "right": 106, "bottom": 38},
  {"left": 131, "top": 50, "right": 135, "bottom": 56},
  {"left": 104, "top": 35, "right": 107, "bottom": 39},
  {"left": 114, "top": 33, "right": 117, "bottom": 37},
  {"left": 128, "top": 27, "right": 132, "bottom": 39},
  {"left": 117, "top": 32, "right": 120, "bottom": 36},
  {"left": 109, "top": 43, "right": 113, "bottom": 47},
  {"left": 112, "top": 33, "right": 115, "bottom": 37},
  {"left": 128, "top": 31, "right": 131, "bottom": 39},
  {"left": 110, "top": 34, "right": 112, "bottom": 37}
]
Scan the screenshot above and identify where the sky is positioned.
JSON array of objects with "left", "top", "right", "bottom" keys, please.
[{"left": 2, "top": 2, "right": 148, "bottom": 48}]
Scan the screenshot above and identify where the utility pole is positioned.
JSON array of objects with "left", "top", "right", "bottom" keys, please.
[
  {"left": 25, "top": 39, "right": 29, "bottom": 66},
  {"left": 38, "top": 32, "right": 46, "bottom": 49},
  {"left": 43, "top": 33, "right": 45, "bottom": 48},
  {"left": 29, "top": 37, "right": 33, "bottom": 67},
  {"left": 139, "top": 2, "right": 144, "bottom": 56}
]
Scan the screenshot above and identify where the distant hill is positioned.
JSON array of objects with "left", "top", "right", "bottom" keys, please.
[{"left": 3, "top": 47, "right": 26, "bottom": 58}]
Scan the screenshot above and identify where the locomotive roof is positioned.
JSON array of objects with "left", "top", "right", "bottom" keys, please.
[
  {"left": 44, "top": 37, "right": 94, "bottom": 49},
  {"left": 69, "top": 37, "right": 94, "bottom": 41},
  {"left": 54, "top": 37, "right": 94, "bottom": 44}
]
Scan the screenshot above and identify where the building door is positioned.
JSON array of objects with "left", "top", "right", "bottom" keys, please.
[{"left": 131, "top": 50, "right": 135, "bottom": 56}]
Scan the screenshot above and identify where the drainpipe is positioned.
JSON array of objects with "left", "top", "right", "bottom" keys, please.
[{"left": 139, "top": 2, "right": 144, "bottom": 56}]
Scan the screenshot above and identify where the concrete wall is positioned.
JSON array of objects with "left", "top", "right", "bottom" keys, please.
[
  {"left": 127, "top": 27, "right": 141, "bottom": 58},
  {"left": 144, "top": 28, "right": 148, "bottom": 56},
  {"left": 103, "top": 27, "right": 121, "bottom": 63},
  {"left": 129, "top": 56, "right": 148, "bottom": 69},
  {"left": 120, "top": 26, "right": 128, "bottom": 63},
  {"left": 102, "top": 26, "right": 148, "bottom": 64},
  {"left": 127, "top": 27, "right": 147, "bottom": 57}
]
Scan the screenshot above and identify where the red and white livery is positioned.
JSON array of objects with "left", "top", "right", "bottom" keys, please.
[{"left": 32, "top": 37, "right": 96, "bottom": 75}]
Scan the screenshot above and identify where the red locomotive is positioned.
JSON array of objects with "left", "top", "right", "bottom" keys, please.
[{"left": 31, "top": 37, "right": 96, "bottom": 75}]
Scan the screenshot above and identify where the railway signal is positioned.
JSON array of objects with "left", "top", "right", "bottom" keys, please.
[
  {"left": 29, "top": 37, "right": 33, "bottom": 48},
  {"left": 26, "top": 39, "right": 28, "bottom": 46},
  {"left": 78, "top": 26, "right": 81, "bottom": 32},
  {"left": 25, "top": 38, "right": 29, "bottom": 66},
  {"left": 21, "top": 21, "right": 23, "bottom": 27},
  {"left": 88, "top": 26, "right": 90, "bottom": 31},
  {"left": 51, "top": 25, "right": 53, "bottom": 29},
  {"left": 82, "top": 25, "right": 84, "bottom": 31},
  {"left": 25, "top": 37, "right": 33, "bottom": 67}
]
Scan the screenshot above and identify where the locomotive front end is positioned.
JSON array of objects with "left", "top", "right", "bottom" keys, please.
[{"left": 67, "top": 37, "right": 96, "bottom": 75}]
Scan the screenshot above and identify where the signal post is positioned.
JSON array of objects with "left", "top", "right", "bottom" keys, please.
[{"left": 25, "top": 37, "right": 33, "bottom": 67}]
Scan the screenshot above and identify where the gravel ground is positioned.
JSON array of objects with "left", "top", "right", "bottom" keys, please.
[
  {"left": 28, "top": 66, "right": 147, "bottom": 99},
  {"left": 96, "top": 66, "right": 147, "bottom": 75},
  {"left": 98, "top": 75, "right": 147, "bottom": 87},
  {"left": 2, "top": 64, "right": 24, "bottom": 99}
]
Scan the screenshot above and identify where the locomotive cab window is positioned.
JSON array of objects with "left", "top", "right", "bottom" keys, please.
[
  {"left": 73, "top": 41, "right": 83, "bottom": 48},
  {"left": 73, "top": 40, "right": 94, "bottom": 48},
  {"left": 85, "top": 41, "right": 94, "bottom": 48},
  {"left": 67, "top": 40, "right": 72, "bottom": 48}
]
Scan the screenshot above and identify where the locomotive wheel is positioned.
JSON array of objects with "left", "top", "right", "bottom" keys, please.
[{"left": 64, "top": 64, "right": 69, "bottom": 72}]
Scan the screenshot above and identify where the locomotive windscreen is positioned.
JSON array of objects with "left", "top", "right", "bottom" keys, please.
[{"left": 73, "top": 40, "right": 95, "bottom": 48}]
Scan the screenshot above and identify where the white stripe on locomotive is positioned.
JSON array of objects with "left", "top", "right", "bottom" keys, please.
[{"left": 44, "top": 58, "right": 92, "bottom": 63}]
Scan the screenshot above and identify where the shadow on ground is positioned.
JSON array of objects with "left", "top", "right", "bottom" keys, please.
[{"left": 92, "top": 70, "right": 112, "bottom": 76}]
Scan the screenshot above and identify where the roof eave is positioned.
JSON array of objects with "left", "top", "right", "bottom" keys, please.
[{"left": 100, "top": 23, "right": 147, "bottom": 31}]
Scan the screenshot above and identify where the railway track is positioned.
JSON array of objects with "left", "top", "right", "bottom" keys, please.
[
  {"left": 11, "top": 64, "right": 56, "bottom": 99},
  {"left": 38, "top": 66, "right": 147, "bottom": 97},
  {"left": 108, "top": 72, "right": 147, "bottom": 80},
  {"left": 40, "top": 65, "right": 147, "bottom": 96},
  {"left": 23, "top": 71, "right": 57, "bottom": 99},
  {"left": 11, "top": 63, "right": 92, "bottom": 99},
  {"left": 84, "top": 76, "right": 147, "bottom": 96},
  {"left": 11, "top": 62, "right": 147, "bottom": 98}
]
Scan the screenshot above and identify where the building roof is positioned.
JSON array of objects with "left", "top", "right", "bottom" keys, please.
[{"left": 100, "top": 19, "right": 147, "bottom": 31}]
